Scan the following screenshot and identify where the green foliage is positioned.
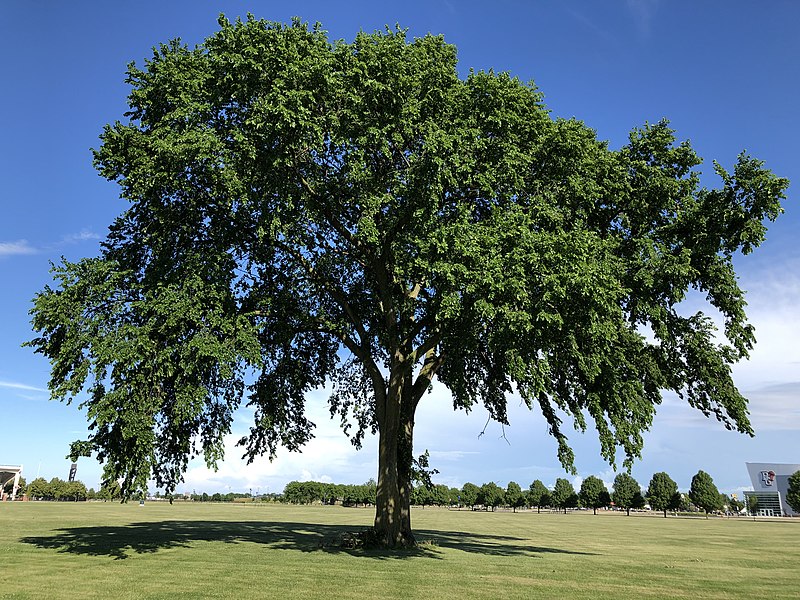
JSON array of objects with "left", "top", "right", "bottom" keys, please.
[
  {"left": 579, "top": 475, "right": 610, "bottom": 514},
  {"left": 477, "top": 482, "right": 505, "bottom": 511},
  {"left": 410, "top": 450, "right": 440, "bottom": 490},
  {"left": 23, "top": 477, "right": 88, "bottom": 501},
  {"left": 689, "top": 470, "right": 722, "bottom": 517},
  {"left": 528, "top": 479, "right": 551, "bottom": 513},
  {"left": 26, "top": 477, "right": 49, "bottom": 500},
  {"left": 26, "top": 14, "right": 787, "bottom": 536},
  {"left": 551, "top": 478, "right": 578, "bottom": 513},
  {"left": 647, "top": 472, "right": 681, "bottom": 517},
  {"left": 726, "top": 494, "right": 743, "bottom": 513},
  {"left": 505, "top": 481, "right": 525, "bottom": 512},
  {"left": 787, "top": 471, "right": 800, "bottom": 514},
  {"left": 460, "top": 482, "right": 479, "bottom": 509},
  {"left": 284, "top": 480, "right": 323, "bottom": 504},
  {"left": 411, "top": 483, "right": 450, "bottom": 507},
  {"left": 612, "top": 472, "right": 644, "bottom": 516},
  {"left": 747, "top": 494, "right": 759, "bottom": 515}
]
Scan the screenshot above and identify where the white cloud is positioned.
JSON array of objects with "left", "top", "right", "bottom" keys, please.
[
  {"left": 428, "top": 449, "right": 480, "bottom": 461},
  {"left": 61, "top": 230, "right": 101, "bottom": 244},
  {"left": 743, "top": 382, "right": 800, "bottom": 431},
  {"left": 0, "top": 240, "right": 37, "bottom": 257},
  {"left": 180, "top": 390, "right": 379, "bottom": 495},
  {"left": 0, "top": 380, "right": 47, "bottom": 392}
]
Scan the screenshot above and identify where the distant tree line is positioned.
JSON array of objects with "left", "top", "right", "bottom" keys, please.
[
  {"left": 282, "top": 479, "right": 378, "bottom": 507},
  {"left": 184, "top": 491, "right": 256, "bottom": 503},
  {"left": 274, "top": 470, "right": 764, "bottom": 517}
]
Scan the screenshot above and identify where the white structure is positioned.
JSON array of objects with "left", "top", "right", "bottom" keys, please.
[
  {"left": 743, "top": 462, "right": 800, "bottom": 516},
  {"left": 0, "top": 465, "right": 23, "bottom": 501}
]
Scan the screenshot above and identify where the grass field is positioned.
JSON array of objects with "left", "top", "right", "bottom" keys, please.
[{"left": 1, "top": 502, "right": 798, "bottom": 599}]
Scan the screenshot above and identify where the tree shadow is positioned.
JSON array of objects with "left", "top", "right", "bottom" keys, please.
[{"left": 20, "top": 520, "right": 597, "bottom": 561}]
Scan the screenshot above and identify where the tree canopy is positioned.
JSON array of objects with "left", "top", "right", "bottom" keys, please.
[
  {"left": 27, "top": 15, "right": 788, "bottom": 546},
  {"left": 460, "top": 482, "right": 479, "bottom": 509},
  {"left": 478, "top": 482, "right": 505, "bottom": 511},
  {"left": 647, "top": 472, "right": 681, "bottom": 518},
  {"left": 612, "top": 472, "right": 644, "bottom": 516},
  {"left": 579, "top": 475, "right": 610, "bottom": 514},
  {"left": 528, "top": 480, "right": 550, "bottom": 513},
  {"left": 551, "top": 478, "right": 578, "bottom": 513},
  {"left": 689, "top": 470, "right": 722, "bottom": 517},
  {"left": 505, "top": 481, "right": 525, "bottom": 512}
]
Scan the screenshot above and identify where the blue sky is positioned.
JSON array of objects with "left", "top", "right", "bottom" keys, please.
[{"left": 1, "top": 1, "right": 798, "bottom": 497}]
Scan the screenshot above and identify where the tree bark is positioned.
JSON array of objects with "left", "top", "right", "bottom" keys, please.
[{"left": 372, "top": 357, "right": 416, "bottom": 547}]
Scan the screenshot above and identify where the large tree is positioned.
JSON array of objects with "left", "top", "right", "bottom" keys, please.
[{"left": 27, "top": 16, "right": 787, "bottom": 546}]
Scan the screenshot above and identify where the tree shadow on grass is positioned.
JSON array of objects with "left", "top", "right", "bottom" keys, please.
[{"left": 20, "top": 520, "right": 597, "bottom": 561}]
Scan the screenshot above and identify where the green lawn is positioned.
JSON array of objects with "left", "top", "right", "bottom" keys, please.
[{"left": 1, "top": 502, "right": 797, "bottom": 599}]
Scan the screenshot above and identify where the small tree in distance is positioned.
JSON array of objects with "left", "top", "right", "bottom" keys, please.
[
  {"left": 612, "top": 472, "right": 644, "bottom": 516},
  {"left": 579, "top": 476, "right": 610, "bottom": 515},
  {"left": 689, "top": 470, "right": 722, "bottom": 518},
  {"left": 506, "top": 481, "right": 525, "bottom": 512},
  {"left": 478, "top": 482, "right": 505, "bottom": 512},
  {"left": 460, "top": 483, "right": 479, "bottom": 510},
  {"left": 787, "top": 470, "right": 800, "bottom": 514},
  {"left": 647, "top": 472, "right": 680, "bottom": 518},
  {"left": 552, "top": 478, "right": 578, "bottom": 514},
  {"left": 528, "top": 480, "right": 550, "bottom": 513},
  {"left": 727, "top": 494, "right": 743, "bottom": 515},
  {"left": 747, "top": 494, "right": 759, "bottom": 517}
]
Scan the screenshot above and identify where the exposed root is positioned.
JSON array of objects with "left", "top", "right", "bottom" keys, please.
[{"left": 321, "top": 528, "right": 417, "bottom": 550}]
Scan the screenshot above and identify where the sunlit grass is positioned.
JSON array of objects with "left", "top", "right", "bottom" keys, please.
[{"left": 1, "top": 502, "right": 798, "bottom": 599}]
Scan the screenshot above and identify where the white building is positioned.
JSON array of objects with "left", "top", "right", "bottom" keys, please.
[
  {"left": 743, "top": 462, "right": 799, "bottom": 517},
  {"left": 0, "top": 465, "right": 23, "bottom": 501}
]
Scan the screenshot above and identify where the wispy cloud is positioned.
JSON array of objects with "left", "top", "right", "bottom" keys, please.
[
  {"left": 1, "top": 230, "right": 101, "bottom": 259},
  {"left": 61, "top": 230, "right": 101, "bottom": 244},
  {"left": 626, "top": 0, "right": 660, "bottom": 38},
  {"left": 0, "top": 240, "right": 37, "bottom": 257},
  {"left": 564, "top": 8, "right": 617, "bottom": 45},
  {"left": 743, "top": 382, "right": 800, "bottom": 431},
  {"left": 0, "top": 380, "right": 47, "bottom": 392},
  {"left": 428, "top": 449, "right": 480, "bottom": 461}
]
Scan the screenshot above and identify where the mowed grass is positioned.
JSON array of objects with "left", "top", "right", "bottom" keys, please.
[{"left": 1, "top": 502, "right": 798, "bottom": 599}]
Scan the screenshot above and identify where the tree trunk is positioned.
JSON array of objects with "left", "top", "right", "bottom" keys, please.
[{"left": 372, "top": 359, "right": 416, "bottom": 548}]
